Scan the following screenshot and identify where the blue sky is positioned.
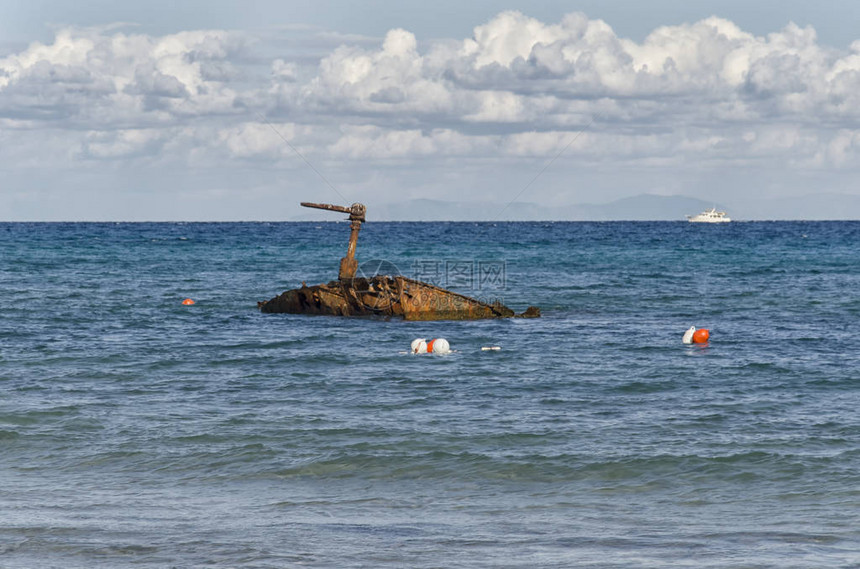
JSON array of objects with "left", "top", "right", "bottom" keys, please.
[
  {"left": 5, "top": 1, "right": 859, "bottom": 47},
  {"left": 2, "top": 1, "right": 859, "bottom": 220}
]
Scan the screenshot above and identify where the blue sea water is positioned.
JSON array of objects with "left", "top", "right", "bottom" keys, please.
[{"left": 1, "top": 220, "right": 859, "bottom": 568}]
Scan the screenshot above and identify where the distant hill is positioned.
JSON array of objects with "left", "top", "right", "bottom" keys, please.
[
  {"left": 366, "top": 195, "right": 721, "bottom": 221},
  {"left": 289, "top": 193, "right": 860, "bottom": 221},
  {"left": 572, "top": 195, "right": 725, "bottom": 221},
  {"left": 370, "top": 199, "right": 548, "bottom": 221}
]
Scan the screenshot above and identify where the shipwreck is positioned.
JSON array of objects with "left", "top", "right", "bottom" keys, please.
[{"left": 258, "top": 202, "right": 540, "bottom": 321}]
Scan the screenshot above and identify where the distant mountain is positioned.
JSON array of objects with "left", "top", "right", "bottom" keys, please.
[
  {"left": 572, "top": 195, "right": 725, "bottom": 221},
  {"left": 289, "top": 193, "right": 860, "bottom": 221},
  {"left": 367, "top": 195, "right": 721, "bottom": 221},
  {"left": 371, "top": 199, "right": 548, "bottom": 221}
]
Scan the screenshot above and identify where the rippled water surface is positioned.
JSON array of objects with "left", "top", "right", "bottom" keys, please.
[{"left": 1, "top": 221, "right": 859, "bottom": 568}]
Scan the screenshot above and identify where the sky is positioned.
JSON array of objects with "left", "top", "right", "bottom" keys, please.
[{"left": 2, "top": 0, "right": 860, "bottom": 220}]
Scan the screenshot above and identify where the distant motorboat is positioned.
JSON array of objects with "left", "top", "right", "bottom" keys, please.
[{"left": 687, "top": 208, "right": 731, "bottom": 223}]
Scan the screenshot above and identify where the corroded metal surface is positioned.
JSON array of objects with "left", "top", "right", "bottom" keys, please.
[
  {"left": 258, "top": 276, "right": 540, "bottom": 320},
  {"left": 259, "top": 202, "right": 540, "bottom": 320},
  {"left": 301, "top": 202, "right": 366, "bottom": 280}
]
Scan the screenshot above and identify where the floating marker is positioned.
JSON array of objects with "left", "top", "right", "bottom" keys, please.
[
  {"left": 182, "top": 298, "right": 195, "bottom": 305},
  {"left": 411, "top": 338, "right": 451, "bottom": 354},
  {"left": 692, "top": 328, "right": 710, "bottom": 343},
  {"left": 481, "top": 346, "right": 501, "bottom": 351},
  {"left": 683, "top": 326, "right": 710, "bottom": 344},
  {"left": 682, "top": 326, "right": 695, "bottom": 344}
]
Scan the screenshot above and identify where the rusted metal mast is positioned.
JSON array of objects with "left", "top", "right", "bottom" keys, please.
[{"left": 301, "top": 202, "right": 366, "bottom": 280}]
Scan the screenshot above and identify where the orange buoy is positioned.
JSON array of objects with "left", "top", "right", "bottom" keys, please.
[
  {"left": 410, "top": 338, "right": 451, "bottom": 354},
  {"left": 692, "top": 328, "right": 710, "bottom": 343},
  {"left": 182, "top": 298, "right": 195, "bottom": 305}
]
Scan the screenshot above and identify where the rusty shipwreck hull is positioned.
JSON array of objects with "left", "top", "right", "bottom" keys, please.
[
  {"left": 258, "top": 275, "right": 540, "bottom": 321},
  {"left": 258, "top": 200, "right": 540, "bottom": 321}
]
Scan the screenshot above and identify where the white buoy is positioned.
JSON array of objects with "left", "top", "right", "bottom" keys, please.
[
  {"left": 682, "top": 326, "right": 696, "bottom": 344},
  {"left": 481, "top": 346, "right": 501, "bottom": 351},
  {"left": 410, "top": 338, "right": 451, "bottom": 354}
]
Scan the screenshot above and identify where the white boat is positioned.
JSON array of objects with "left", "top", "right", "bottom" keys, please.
[{"left": 687, "top": 208, "right": 731, "bottom": 223}]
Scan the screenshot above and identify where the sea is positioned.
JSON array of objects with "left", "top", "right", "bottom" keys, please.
[{"left": 1, "top": 220, "right": 859, "bottom": 568}]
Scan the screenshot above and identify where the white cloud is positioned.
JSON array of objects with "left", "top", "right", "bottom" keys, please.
[
  {"left": 464, "top": 10, "right": 569, "bottom": 68},
  {"left": 80, "top": 127, "right": 165, "bottom": 159},
  {"left": 4, "top": 11, "right": 860, "bottom": 219},
  {"left": 6, "top": 14, "right": 860, "bottom": 141},
  {"left": 271, "top": 59, "right": 297, "bottom": 81},
  {"left": 216, "top": 121, "right": 301, "bottom": 159},
  {"left": 0, "top": 26, "right": 246, "bottom": 125},
  {"left": 328, "top": 125, "right": 485, "bottom": 159},
  {"left": 822, "top": 129, "right": 860, "bottom": 167},
  {"left": 294, "top": 27, "right": 454, "bottom": 117}
]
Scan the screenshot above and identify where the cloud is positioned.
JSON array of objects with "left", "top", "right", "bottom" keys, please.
[
  {"left": 79, "top": 127, "right": 166, "bottom": 159},
  {"left": 4, "top": 11, "right": 860, "bottom": 220},
  {"left": 292, "top": 27, "right": 454, "bottom": 118},
  {"left": 0, "top": 26, "right": 246, "bottom": 125},
  {"left": 5, "top": 14, "right": 860, "bottom": 143},
  {"left": 327, "top": 125, "right": 484, "bottom": 159},
  {"left": 259, "top": 7, "right": 860, "bottom": 183}
]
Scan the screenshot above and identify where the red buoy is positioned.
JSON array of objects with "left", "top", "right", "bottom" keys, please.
[
  {"left": 182, "top": 298, "right": 195, "bottom": 305},
  {"left": 692, "top": 328, "right": 710, "bottom": 343}
]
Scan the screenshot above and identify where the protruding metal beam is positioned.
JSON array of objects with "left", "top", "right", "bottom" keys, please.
[
  {"left": 301, "top": 202, "right": 366, "bottom": 222},
  {"left": 299, "top": 202, "right": 367, "bottom": 279}
]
